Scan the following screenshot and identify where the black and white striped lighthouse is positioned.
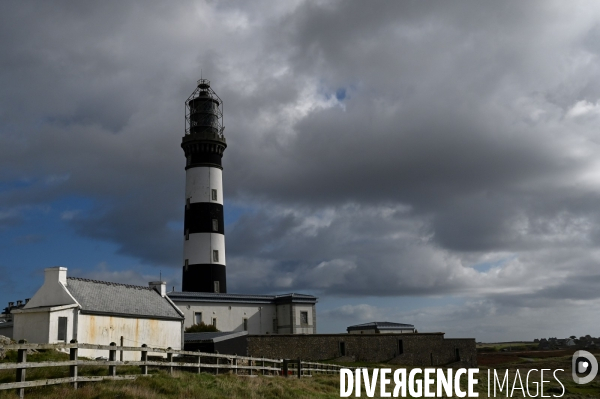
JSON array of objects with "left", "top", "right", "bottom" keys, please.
[{"left": 181, "top": 79, "right": 227, "bottom": 293}]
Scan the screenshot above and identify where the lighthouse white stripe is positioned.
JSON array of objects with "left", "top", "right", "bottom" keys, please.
[
  {"left": 185, "top": 167, "right": 223, "bottom": 204},
  {"left": 184, "top": 233, "right": 226, "bottom": 265}
]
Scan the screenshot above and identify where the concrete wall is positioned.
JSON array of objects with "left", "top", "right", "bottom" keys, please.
[
  {"left": 0, "top": 323, "right": 13, "bottom": 339},
  {"left": 25, "top": 267, "right": 78, "bottom": 309},
  {"left": 275, "top": 304, "right": 291, "bottom": 333},
  {"left": 13, "top": 310, "right": 51, "bottom": 343},
  {"left": 246, "top": 334, "right": 477, "bottom": 367},
  {"left": 176, "top": 302, "right": 277, "bottom": 334},
  {"left": 76, "top": 314, "right": 182, "bottom": 361},
  {"left": 48, "top": 308, "right": 76, "bottom": 343},
  {"left": 290, "top": 304, "right": 316, "bottom": 334},
  {"left": 174, "top": 301, "right": 317, "bottom": 335}
]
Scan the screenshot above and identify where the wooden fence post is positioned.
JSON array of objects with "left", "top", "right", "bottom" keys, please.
[
  {"left": 70, "top": 339, "right": 78, "bottom": 389},
  {"left": 261, "top": 356, "right": 265, "bottom": 376},
  {"left": 197, "top": 350, "right": 201, "bottom": 374},
  {"left": 120, "top": 336, "right": 124, "bottom": 361},
  {"left": 166, "top": 347, "right": 173, "bottom": 375},
  {"left": 16, "top": 339, "right": 27, "bottom": 399},
  {"left": 109, "top": 342, "right": 117, "bottom": 377},
  {"left": 282, "top": 359, "right": 288, "bottom": 377},
  {"left": 215, "top": 356, "right": 219, "bottom": 375},
  {"left": 140, "top": 344, "right": 148, "bottom": 375},
  {"left": 297, "top": 358, "right": 301, "bottom": 379}
]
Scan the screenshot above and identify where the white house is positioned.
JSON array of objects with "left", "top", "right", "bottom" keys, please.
[
  {"left": 12, "top": 267, "right": 184, "bottom": 360},
  {"left": 168, "top": 291, "right": 317, "bottom": 334}
]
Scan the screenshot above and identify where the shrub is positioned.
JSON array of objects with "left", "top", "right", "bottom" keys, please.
[{"left": 185, "top": 322, "right": 220, "bottom": 333}]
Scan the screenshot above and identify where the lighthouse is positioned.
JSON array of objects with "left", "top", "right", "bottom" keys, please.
[{"left": 181, "top": 79, "right": 227, "bottom": 293}]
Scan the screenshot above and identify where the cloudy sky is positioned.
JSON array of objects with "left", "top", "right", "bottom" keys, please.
[{"left": 3, "top": 1, "right": 600, "bottom": 341}]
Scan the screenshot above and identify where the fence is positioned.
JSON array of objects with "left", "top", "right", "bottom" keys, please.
[{"left": 0, "top": 340, "right": 349, "bottom": 398}]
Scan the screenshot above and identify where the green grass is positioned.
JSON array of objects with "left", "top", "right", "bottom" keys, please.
[{"left": 1, "top": 349, "right": 600, "bottom": 398}]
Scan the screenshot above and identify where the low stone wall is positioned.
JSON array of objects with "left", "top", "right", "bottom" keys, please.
[{"left": 247, "top": 333, "right": 477, "bottom": 367}]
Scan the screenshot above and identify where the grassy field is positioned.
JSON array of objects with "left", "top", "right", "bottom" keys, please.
[{"left": 0, "top": 348, "right": 599, "bottom": 398}]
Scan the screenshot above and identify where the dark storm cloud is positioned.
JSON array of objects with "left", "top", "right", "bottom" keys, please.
[{"left": 2, "top": 0, "right": 600, "bottom": 337}]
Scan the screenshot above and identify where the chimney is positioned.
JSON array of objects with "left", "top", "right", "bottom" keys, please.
[
  {"left": 25, "top": 298, "right": 30, "bottom": 304},
  {"left": 45, "top": 266, "right": 68, "bottom": 285},
  {"left": 16, "top": 300, "right": 22, "bottom": 307},
  {"left": 149, "top": 281, "right": 166, "bottom": 297},
  {"left": 8, "top": 302, "right": 14, "bottom": 308}
]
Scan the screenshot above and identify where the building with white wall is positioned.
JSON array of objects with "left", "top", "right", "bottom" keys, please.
[
  {"left": 168, "top": 291, "right": 317, "bottom": 334},
  {"left": 12, "top": 267, "right": 184, "bottom": 360}
]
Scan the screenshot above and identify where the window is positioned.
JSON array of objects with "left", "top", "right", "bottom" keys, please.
[
  {"left": 184, "top": 259, "right": 189, "bottom": 271},
  {"left": 300, "top": 311, "right": 308, "bottom": 325},
  {"left": 243, "top": 318, "right": 248, "bottom": 331},
  {"left": 212, "top": 219, "right": 219, "bottom": 232},
  {"left": 185, "top": 229, "right": 189, "bottom": 241},
  {"left": 213, "top": 281, "right": 220, "bottom": 293},
  {"left": 398, "top": 339, "right": 404, "bottom": 355},
  {"left": 194, "top": 312, "right": 202, "bottom": 325},
  {"left": 212, "top": 318, "right": 217, "bottom": 328},
  {"left": 213, "top": 250, "right": 219, "bottom": 262},
  {"left": 339, "top": 341, "right": 346, "bottom": 356},
  {"left": 211, "top": 189, "right": 217, "bottom": 201},
  {"left": 57, "top": 317, "right": 67, "bottom": 342}
]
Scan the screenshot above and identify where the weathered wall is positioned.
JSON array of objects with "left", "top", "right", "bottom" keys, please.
[
  {"left": 76, "top": 314, "right": 182, "bottom": 361},
  {"left": 247, "top": 334, "right": 476, "bottom": 367},
  {"left": 0, "top": 323, "right": 13, "bottom": 339}
]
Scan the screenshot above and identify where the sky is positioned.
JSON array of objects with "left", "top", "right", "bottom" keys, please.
[{"left": 2, "top": 1, "right": 600, "bottom": 342}]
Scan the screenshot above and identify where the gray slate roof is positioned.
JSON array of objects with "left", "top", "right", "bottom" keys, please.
[
  {"left": 168, "top": 291, "right": 317, "bottom": 305},
  {"left": 66, "top": 278, "right": 183, "bottom": 320},
  {"left": 347, "top": 321, "right": 415, "bottom": 332}
]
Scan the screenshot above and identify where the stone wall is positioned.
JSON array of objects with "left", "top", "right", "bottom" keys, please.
[{"left": 247, "top": 333, "right": 477, "bottom": 367}]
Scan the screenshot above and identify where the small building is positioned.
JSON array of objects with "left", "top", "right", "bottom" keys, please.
[
  {"left": 168, "top": 291, "right": 317, "bottom": 334},
  {"left": 347, "top": 321, "right": 415, "bottom": 334},
  {"left": 12, "top": 267, "right": 184, "bottom": 360}
]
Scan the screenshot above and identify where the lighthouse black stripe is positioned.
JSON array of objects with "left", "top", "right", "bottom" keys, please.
[
  {"left": 182, "top": 263, "right": 227, "bottom": 293},
  {"left": 188, "top": 152, "right": 223, "bottom": 167},
  {"left": 184, "top": 202, "right": 224, "bottom": 234}
]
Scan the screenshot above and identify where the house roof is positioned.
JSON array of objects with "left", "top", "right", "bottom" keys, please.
[
  {"left": 168, "top": 291, "right": 317, "bottom": 305},
  {"left": 66, "top": 278, "right": 183, "bottom": 320},
  {"left": 347, "top": 321, "right": 415, "bottom": 332},
  {"left": 185, "top": 331, "right": 248, "bottom": 343}
]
